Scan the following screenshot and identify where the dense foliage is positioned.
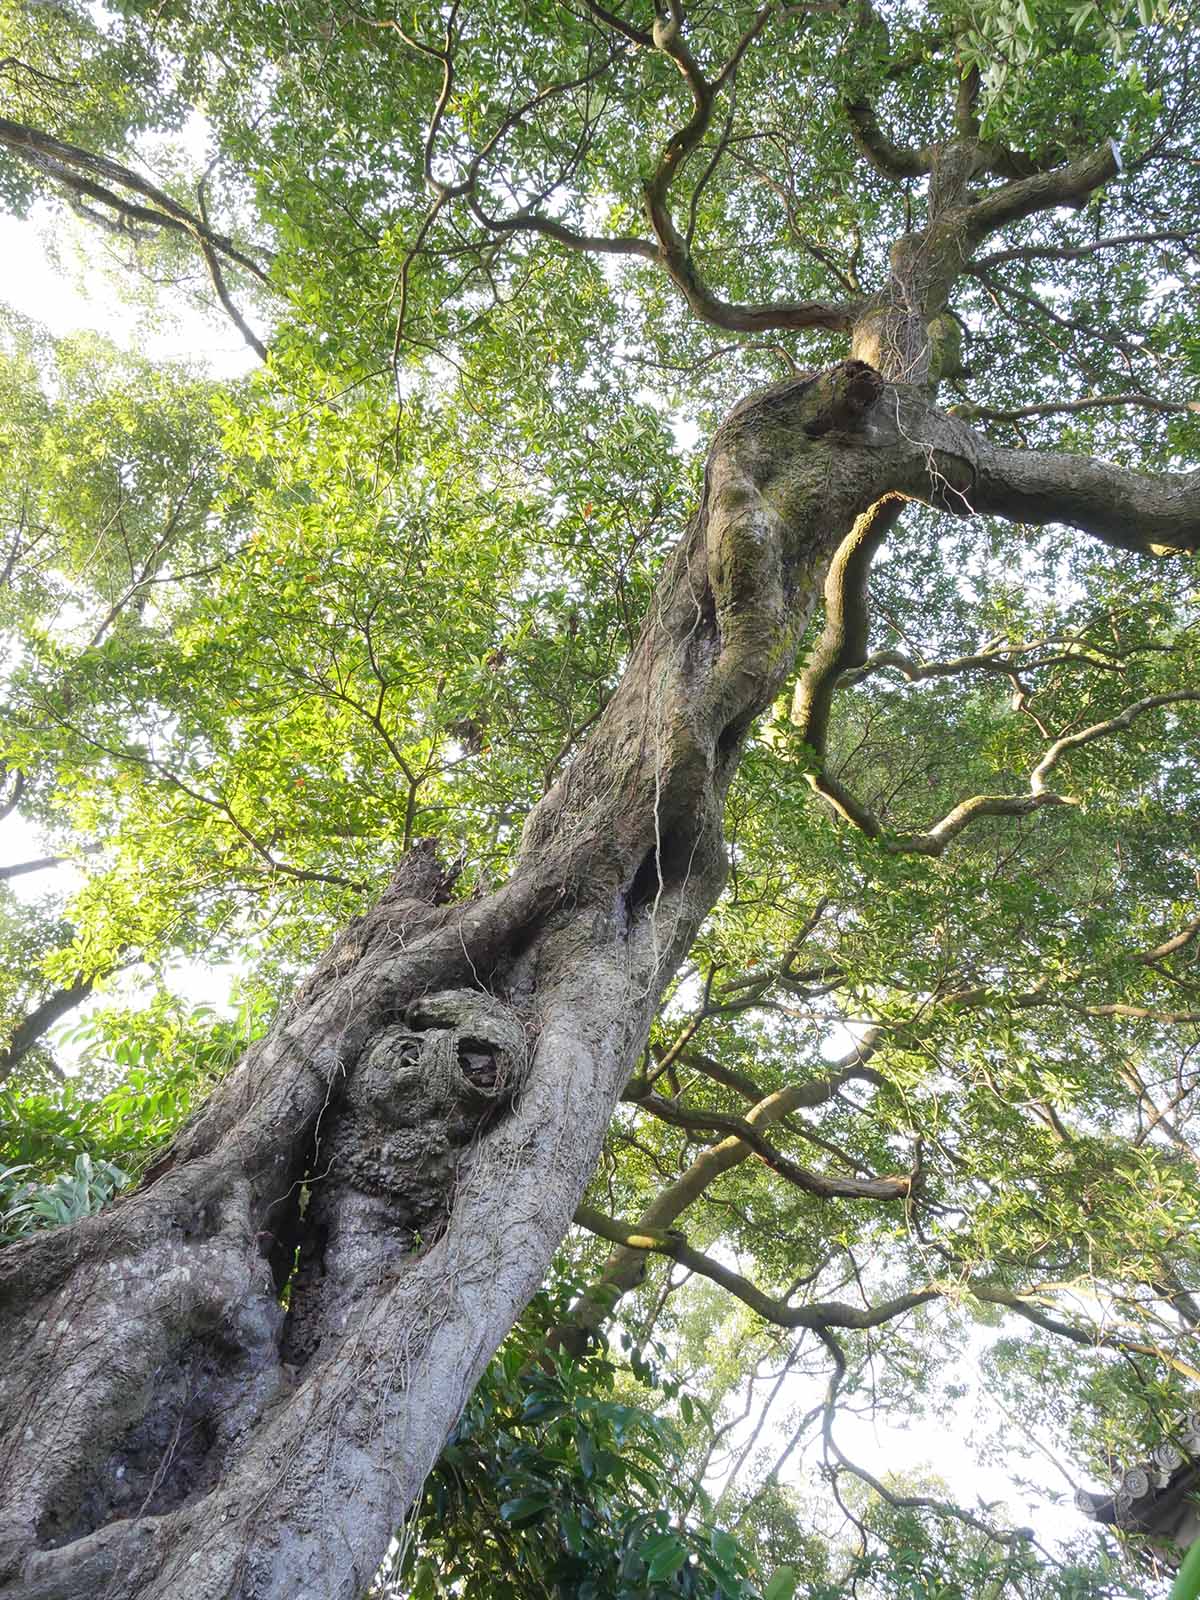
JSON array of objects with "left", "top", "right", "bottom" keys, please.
[{"left": 1, "top": 0, "right": 1198, "bottom": 1594}]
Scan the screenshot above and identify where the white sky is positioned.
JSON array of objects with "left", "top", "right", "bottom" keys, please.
[
  {"left": 0, "top": 206, "right": 260, "bottom": 380},
  {"left": 0, "top": 196, "right": 1135, "bottom": 1578}
]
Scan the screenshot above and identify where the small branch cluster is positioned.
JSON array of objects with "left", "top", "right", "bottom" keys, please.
[{"left": 0, "top": 116, "right": 271, "bottom": 359}]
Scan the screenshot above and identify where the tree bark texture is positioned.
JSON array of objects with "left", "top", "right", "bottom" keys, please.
[
  {"left": 5, "top": 68, "right": 1200, "bottom": 1590},
  {"left": 1, "top": 348, "right": 1198, "bottom": 1597},
  {"left": 0, "top": 362, "right": 903, "bottom": 1600}
]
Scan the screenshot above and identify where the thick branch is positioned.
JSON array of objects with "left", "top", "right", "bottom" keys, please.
[
  {"left": 0, "top": 855, "right": 67, "bottom": 881},
  {"left": 1135, "top": 917, "right": 1200, "bottom": 967},
  {"left": 889, "top": 792, "right": 1071, "bottom": 856},
  {"left": 0, "top": 976, "right": 94, "bottom": 1086},
  {"left": 575, "top": 0, "right": 653, "bottom": 49},
  {"left": 839, "top": 0, "right": 932, "bottom": 182},
  {"left": 640, "top": 202, "right": 859, "bottom": 333},
  {"left": 968, "top": 439, "right": 1200, "bottom": 557},
  {"left": 843, "top": 96, "right": 932, "bottom": 180},
  {"left": 961, "top": 140, "right": 1121, "bottom": 249},
  {"left": 880, "top": 387, "right": 1200, "bottom": 556}
]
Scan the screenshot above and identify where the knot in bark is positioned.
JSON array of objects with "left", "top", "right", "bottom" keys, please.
[
  {"left": 405, "top": 988, "right": 529, "bottom": 1111},
  {"left": 354, "top": 988, "right": 528, "bottom": 1132}
]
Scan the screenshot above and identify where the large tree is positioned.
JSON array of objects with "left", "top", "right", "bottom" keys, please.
[{"left": 1, "top": 0, "right": 1199, "bottom": 1595}]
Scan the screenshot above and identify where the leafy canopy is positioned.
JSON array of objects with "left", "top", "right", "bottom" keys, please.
[{"left": 1, "top": 0, "right": 1198, "bottom": 1594}]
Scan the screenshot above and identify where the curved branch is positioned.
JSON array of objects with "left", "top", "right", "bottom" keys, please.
[
  {"left": 386, "top": 25, "right": 664, "bottom": 339},
  {"left": 975, "top": 271, "right": 1158, "bottom": 368},
  {"left": 393, "top": 2, "right": 859, "bottom": 336},
  {"left": 574, "top": 1205, "right": 937, "bottom": 1329},
  {"left": 840, "top": 638, "right": 1135, "bottom": 688},
  {"left": 798, "top": 676, "right": 1194, "bottom": 861},
  {"left": 950, "top": 392, "right": 1195, "bottom": 425},
  {"left": 678, "top": 1048, "right": 767, "bottom": 1103},
  {"left": 1031, "top": 692, "right": 1200, "bottom": 793},
  {"left": 463, "top": 196, "right": 655, "bottom": 261},
  {"left": 843, "top": 95, "right": 932, "bottom": 180},
  {"left": 961, "top": 140, "right": 1121, "bottom": 249},
  {"left": 789, "top": 384, "right": 1200, "bottom": 856},
  {"left": 1059, "top": 1000, "right": 1200, "bottom": 1023},
  {"left": 557, "top": 1037, "right": 890, "bottom": 1348},
  {"left": 838, "top": 0, "right": 932, "bottom": 181},
  {"left": 640, "top": 4, "right": 861, "bottom": 334},
  {"left": 34, "top": 713, "right": 363, "bottom": 892},
  {"left": 943, "top": 960, "right": 1200, "bottom": 1027},
  {"left": 789, "top": 495, "right": 905, "bottom": 762},
  {"left": 1135, "top": 918, "right": 1200, "bottom": 968},
  {"left": 814, "top": 1327, "right": 1032, "bottom": 1548},
  {"left": 885, "top": 792, "right": 1069, "bottom": 856},
  {"left": 628, "top": 1087, "right": 915, "bottom": 1200},
  {"left": 972, "top": 229, "right": 1195, "bottom": 273},
  {"left": 0, "top": 120, "right": 272, "bottom": 280},
  {"left": 668, "top": 1052, "right": 891, "bottom": 1176}
]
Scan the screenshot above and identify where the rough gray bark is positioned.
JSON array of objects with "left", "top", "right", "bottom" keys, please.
[
  {"left": 1, "top": 343, "right": 1197, "bottom": 1597},
  {"left": 0, "top": 363, "right": 892, "bottom": 1600},
  {"left": 1, "top": 318, "right": 1197, "bottom": 1595},
  {"left": 3, "top": 79, "right": 1199, "bottom": 1596}
]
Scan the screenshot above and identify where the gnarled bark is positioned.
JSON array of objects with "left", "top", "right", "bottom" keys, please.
[
  {"left": 0, "top": 362, "right": 891, "bottom": 1600},
  {"left": 2, "top": 343, "right": 1196, "bottom": 1596}
]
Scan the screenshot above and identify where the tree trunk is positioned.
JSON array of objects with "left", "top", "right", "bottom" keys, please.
[{"left": 0, "top": 363, "right": 892, "bottom": 1600}]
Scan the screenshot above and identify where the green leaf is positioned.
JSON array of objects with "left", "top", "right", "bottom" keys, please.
[
  {"left": 644, "top": 1534, "right": 688, "bottom": 1582},
  {"left": 764, "top": 1567, "right": 798, "bottom": 1600},
  {"left": 497, "top": 1495, "right": 552, "bottom": 1527},
  {"left": 710, "top": 1529, "right": 738, "bottom": 1569}
]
